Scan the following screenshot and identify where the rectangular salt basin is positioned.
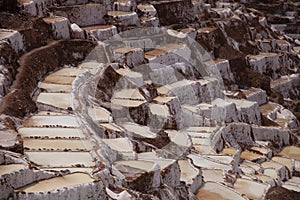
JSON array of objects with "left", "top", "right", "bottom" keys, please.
[
  {"left": 201, "top": 169, "right": 224, "bottom": 183},
  {"left": 39, "top": 82, "right": 72, "bottom": 93},
  {"left": 188, "top": 154, "right": 231, "bottom": 170},
  {"left": 18, "top": 127, "right": 85, "bottom": 139},
  {"left": 15, "top": 173, "right": 94, "bottom": 193},
  {"left": 23, "top": 116, "right": 80, "bottom": 128},
  {"left": 140, "top": 158, "right": 174, "bottom": 170},
  {"left": 42, "top": 167, "right": 93, "bottom": 174},
  {"left": 111, "top": 98, "right": 145, "bottom": 107},
  {"left": 0, "top": 30, "right": 14, "bottom": 39},
  {"left": 113, "top": 89, "right": 145, "bottom": 100},
  {"left": 36, "top": 111, "right": 70, "bottom": 116},
  {"left": 114, "top": 160, "right": 155, "bottom": 172},
  {"left": 99, "top": 123, "right": 121, "bottom": 132},
  {"left": 102, "top": 138, "right": 132, "bottom": 152},
  {"left": 0, "top": 164, "right": 26, "bottom": 175},
  {"left": 279, "top": 146, "right": 300, "bottom": 161},
  {"left": 37, "top": 93, "right": 73, "bottom": 110},
  {"left": 166, "top": 130, "right": 190, "bottom": 147},
  {"left": 196, "top": 182, "right": 245, "bottom": 200},
  {"left": 233, "top": 178, "right": 268, "bottom": 199},
  {"left": 149, "top": 103, "right": 170, "bottom": 117},
  {"left": 25, "top": 152, "right": 94, "bottom": 167},
  {"left": 154, "top": 96, "right": 177, "bottom": 103},
  {"left": 23, "top": 139, "right": 93, "bottom": 151},
  {"left": 43, "top": 76, "right": 75, "bottom": 85},
  {"left": 193, "top": 144, "right": 215, "bottom": 154},
  {"left": 78, "top": 62, "right": 101, "bottom": 74},
  {"left": 186, "top": 126, "right": 219, "bottom": 133},
  {"left": 47, "top": 68, "right": 80, "bottom": 77}
]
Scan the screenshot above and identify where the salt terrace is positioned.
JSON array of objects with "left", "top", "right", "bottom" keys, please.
[{"left": 1, "top": 0, "right": 300, "bottom": 200}]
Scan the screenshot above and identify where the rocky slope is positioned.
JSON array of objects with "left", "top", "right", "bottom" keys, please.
[{"left": 1, "top": 0, "right": 300, "bottom": 199}]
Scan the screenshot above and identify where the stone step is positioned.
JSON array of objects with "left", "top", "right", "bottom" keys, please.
[
  {"left": 203, "top": 59, "right": 235, "bottom": 83},
  {"left": 181, "top": 105, "right": 217, "bottom": 127},
  {"left": 115, "top": 68, "right": 144, "bottom": 86},
  {"left": 227, "top": 98, "right": 261, "bottom": 125},
  {"left": 107, "top": 11, "right": 140, "bottom": 27},
  {"left": 83, "top": 25, "right": 117, "bottom": 41},
  {"left": 252, "top": 125, "right": 290, "bottom": 151},
  {"left": 53, "top": 4, "right": 106, "bottom": 26},
  {"left": 185, "top": 98, "right": 237, "bottom": 124},
  {"left": 150, "top": 0, "right": 195, "bottom": 26},
  {"left": 113, "top": 158, "right": 180, "bottom": 191},
  {"left": 157, "top": 78, "right": 219, "bottom": 105},
  {"left": 70, "top": 23, "right": 86, "bottom": 39},
  {"left": 271, "top": 74, "right": 300, "bottom": 99},
  {"left": 113, "top": 0, "right": 136, "bottom": 12},
  {"left": 208, "top": 7, "right": 233, "bottom": 19},
  {"left": 259, "top": 102, "right": 299, "bottom": 129},
  {"left": 145, "top": 44, "right": 188, "bottom": 66},
  {"left": 43, "top": 16, "right": 70, "bottom": 40},
  {"left": 140, "top": 158, "right": 181, "bottom": 187},
  {"left": 246, "top": 52, "right": 279, "bottom": 79},
  {"left": 257, "top": 38, "right": 277, "bottom": 52},
  {"left": 241, "top": 87, "right": 268, "bottom": 106},
  {"left": 139, "top": 16, "right": 160, "bottom": 27},
  {"left": 192, "top": 0, "right": 205, "bottom": 15},
  {"left": 165, "top": 130, "right": 192, "bottom": 149}
]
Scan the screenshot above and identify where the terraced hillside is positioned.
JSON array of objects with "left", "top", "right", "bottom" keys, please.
[{"left": 1, "top": 0, "right": 300, "bottom": 199}]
